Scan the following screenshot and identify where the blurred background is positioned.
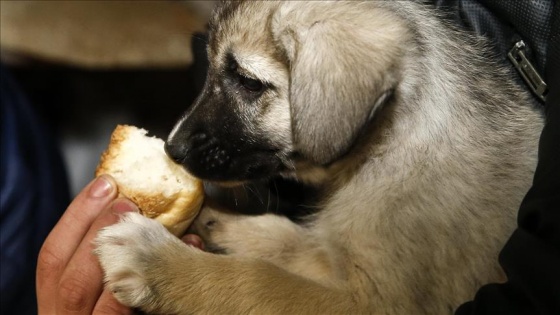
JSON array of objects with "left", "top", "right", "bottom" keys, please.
[{"left": 1, "top": 0, "right": 216, "bottom": 196}]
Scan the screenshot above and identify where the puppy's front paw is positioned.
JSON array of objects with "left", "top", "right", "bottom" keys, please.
[{"left": 94, "top": 212, "right": 183, "bottom": 309}]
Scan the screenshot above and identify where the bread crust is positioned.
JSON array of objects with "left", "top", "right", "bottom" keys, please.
[{"left": 96, "top": 125, "right": 204, "bottom": 236}]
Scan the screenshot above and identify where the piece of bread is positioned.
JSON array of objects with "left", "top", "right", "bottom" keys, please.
[{"left": 96, "top": 125, "right": 204, "bottom": 236}]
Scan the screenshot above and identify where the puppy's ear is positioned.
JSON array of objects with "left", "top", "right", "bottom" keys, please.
[{"left": 272, "top": 3, "right": 408, "bottom": 164}]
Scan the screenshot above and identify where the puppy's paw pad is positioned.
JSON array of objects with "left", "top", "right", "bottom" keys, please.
[{"left": 94, "top": 212, "right": 171, "bottom": 307}]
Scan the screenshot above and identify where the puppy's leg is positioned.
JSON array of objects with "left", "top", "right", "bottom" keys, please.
[
  {"left": 95, "top": 213, "right": 364, "bottom": 314},
  {"left": 191, "top": 205, "right": 340, "bottom": 284}
]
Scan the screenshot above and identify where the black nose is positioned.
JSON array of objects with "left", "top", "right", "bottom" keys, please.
[
  {"left": 164, "top": 140, "right": 188, "bottom": 164},
  {"left": 165, "top": 131, "right": 210, "bottom": 164}
]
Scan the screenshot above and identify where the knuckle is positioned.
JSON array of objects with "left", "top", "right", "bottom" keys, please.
[
  {"left": 57, "top": 276, "right": 92, "bottom": 313},
  {"left": 36, "top": 244, "right": 64, "bottom": 283}
]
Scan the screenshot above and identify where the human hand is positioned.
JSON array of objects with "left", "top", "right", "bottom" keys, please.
[{"left": 36, "top": 175, "right": 136, "bottom": 314}]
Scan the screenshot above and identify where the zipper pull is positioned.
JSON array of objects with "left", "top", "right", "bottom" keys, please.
[{"left": 508, "top": 40, "right": 548, "bottom": 102}]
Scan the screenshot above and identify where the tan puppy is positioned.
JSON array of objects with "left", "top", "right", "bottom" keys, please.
[{"left": 95, "top": 1, "right": 543, "bottom": 314}]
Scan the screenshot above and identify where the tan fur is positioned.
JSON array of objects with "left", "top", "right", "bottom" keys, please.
[{"left": 96, "top": 1, "right": 543, "bottom": 314}]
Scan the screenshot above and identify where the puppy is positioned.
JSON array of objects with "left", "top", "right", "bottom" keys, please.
[{"left": 95, "top": 1, "right": 544, "bottom": 314}]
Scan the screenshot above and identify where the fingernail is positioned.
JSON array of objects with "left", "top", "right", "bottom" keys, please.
[
  {"left": 111, "top": 199, "right": 139, "bottom": 214},
  {"left": 89, "top": 176, "right": 113, "bottom": 198}
]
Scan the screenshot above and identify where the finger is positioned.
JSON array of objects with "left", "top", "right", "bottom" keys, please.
[
  {"left": 37, "top": 175, "right": 117, "bottom": 314},
  {"left": 182, "top": 233, "right": 205, "bottom": 250},
  {"left": 92, "top": 289, "right": 133, "bottom": 315},
  {"left": 56, "top": 198, "right": 138, "bottom": 314}
]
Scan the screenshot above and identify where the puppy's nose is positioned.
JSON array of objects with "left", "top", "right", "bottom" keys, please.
[
  {"left": 164, "top": 140, "right": 189, "bottom": 164},
  {"left": 188, "top": 132, "right": 210, "bottom": 148},
  {"left": 165, "top": 131, "right": 210, "bottom": 164}
]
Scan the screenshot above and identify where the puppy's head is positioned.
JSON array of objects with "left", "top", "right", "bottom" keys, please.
[{"left": 166, "top": 1, "right": 407, "bottom": 184}]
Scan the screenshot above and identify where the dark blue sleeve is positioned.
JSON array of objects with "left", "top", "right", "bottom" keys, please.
[{"left": 1, "top": 65, "right": 70, "bottom": 315}]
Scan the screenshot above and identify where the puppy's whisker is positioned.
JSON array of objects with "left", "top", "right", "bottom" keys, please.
[
  {"left": 190, "top": 34, "right": 209, "bottom": 44},
  {"left": 273, "top": 180, "right": 280, "bottom": 214},
  {"left": 266, "top": 185, "right": 271, "bottom": 213},
  {"left": 247, "top": 183, "right": 264, "bottom": 206},
  {"left": 241, "top": 184, "right": 249, "bottom": 205},
  {"left": 231, "top": 186, "right": 240, "bottom": 208}
]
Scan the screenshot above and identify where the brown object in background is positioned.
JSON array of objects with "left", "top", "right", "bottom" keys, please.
[{"left": 0, "top": 1, "right": 206, "bottom": 68}]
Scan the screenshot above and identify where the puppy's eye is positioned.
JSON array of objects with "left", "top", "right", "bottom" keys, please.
[{"left": 239, "top": 75, "right": 264, "bottom": 93}]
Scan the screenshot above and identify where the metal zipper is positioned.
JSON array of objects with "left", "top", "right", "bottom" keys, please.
[{"left": 508, "top": 40, "right": 548, "bottom": 102}]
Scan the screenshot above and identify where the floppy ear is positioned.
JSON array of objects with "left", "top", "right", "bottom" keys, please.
[{"left": 272, "top": 2, "right": 408, "bottom": 164}]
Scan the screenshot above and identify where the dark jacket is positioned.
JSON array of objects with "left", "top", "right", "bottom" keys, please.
[{"left": 431, "top": 1, "right": 560, "bottom": 314}]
